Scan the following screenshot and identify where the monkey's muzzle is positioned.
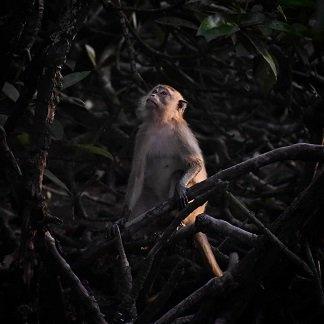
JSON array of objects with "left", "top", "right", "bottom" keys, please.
[{"left": 146, "top": 97, "right": 158, "bottom": 108}]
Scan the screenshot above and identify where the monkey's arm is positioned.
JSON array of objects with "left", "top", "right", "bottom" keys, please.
[
  {"left": 176, "top": 157, "right": 203, "bottom": 208},
  {"left": 124, "top": 129, "right": 147, "bottom": 215},
  {"left": 124, "top": 163, "right": 144, "bottom": 215}
]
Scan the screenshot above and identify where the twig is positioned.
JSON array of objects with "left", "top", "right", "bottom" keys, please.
[
  {"left": 19, "top": 0, "right": 44, "bottom": 57},
  {"left": 172, "top": 315, "right": 195, "bottom": 323},
  {"left": 0, "top": 126, "right": 22, "bottom": 176},
  {"left": 304, "top": 240, "right": 324, "bottom": 306},
  {"left": 127, "top": 21, "right": 197, "bottom": 60},
  {"left": 0, "top": 208, "right": 17, "bottom": 254},
  {"left": 116, "top": 1, "right": 148, "bottom": 89},
  {"left": 136, "top": 262, "right": 186, "bottom": 323},
  {"left": 113, "top": 224, "right": 137, "bottom": 322},
  {"left": 227, "top": 192, "right": 313, "bottom": 277},
  {"left": 44, "top": 231, "right": 107, "bottom": 324},
  {"left": 132, "top": 251, "right": 156, "bottom": 302}
]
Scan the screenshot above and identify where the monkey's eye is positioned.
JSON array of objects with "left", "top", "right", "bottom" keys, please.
[
  {"left": 152, "top": 89, "right": 158, "bottom": 94},
  {"left": 161, "top": 90, "right": 168, "bottom": 96}
]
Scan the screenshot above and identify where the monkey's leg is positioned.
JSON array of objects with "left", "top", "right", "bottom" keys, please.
[{"left": 194, "top": 232, "right": 223, "bottom": 277}]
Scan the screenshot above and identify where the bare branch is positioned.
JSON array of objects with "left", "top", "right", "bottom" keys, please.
[
  {"left": 227, "top": 192, "right": 313, "bottom": 277},
  {"left": 0, "top": 126, "right": 22, "bottom": 176},
  {"left": 113, "top": 224, "right": 137, "bottom": 322},
  {"left": 154, "top": 271, "right": 234, "bottom": 324},
  {"left": 44, "top": 231, "right": 107, "bottom": 324},
  {"left": 136, "top": 262, "right": 186, "bottom": 323},
  {"left": 196, "top": 213, "right": 258, "bottom": 246},
  {"left": 125, "top": 143, "right": 324, "bottom": 234}
]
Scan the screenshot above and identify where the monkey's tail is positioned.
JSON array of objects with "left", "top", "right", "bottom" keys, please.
[{"left": 194, "top": 232, "right": 223, "bottom": 277}]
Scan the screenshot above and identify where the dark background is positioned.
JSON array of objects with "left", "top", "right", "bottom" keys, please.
[{"left": 0, "top": 0, "right": 324, "bottom": 323}]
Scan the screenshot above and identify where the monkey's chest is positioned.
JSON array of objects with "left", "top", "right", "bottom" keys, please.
[
  {"left": 144, "top": 135, "right": 182, "bottom": 191},
  {"left": 146, "top": 134, "right": 180, "bottom": 168}
]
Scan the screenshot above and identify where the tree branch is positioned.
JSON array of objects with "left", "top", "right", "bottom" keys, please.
[
  {"left": 195, "top": 213, "right": 258, "bottom": 246},
  {"left": 125, "top": 143, "right": 324, "bottom": 234},
  {"left": 154, "top": 256, "right": 237, "bottom": 324},
  {"left": 227, "top": 192, "right": 313, "bottom": 276},
  {"left": 44, "top": 231, "right": 107, "bottom": 324}
]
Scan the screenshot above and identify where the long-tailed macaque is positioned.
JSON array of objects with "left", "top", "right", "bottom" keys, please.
[{"left": 125, "top": 84, "right": 222, "bottom": 277}]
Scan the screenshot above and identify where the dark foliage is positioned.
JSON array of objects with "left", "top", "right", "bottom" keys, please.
[{"left": 0, "top": 0, "right": 324, "bottom": 323}]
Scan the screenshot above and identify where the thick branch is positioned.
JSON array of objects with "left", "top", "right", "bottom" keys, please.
[
  {"left": 148, "top": 185, "right": 225, "bottom": 258},
  {"left": 155, "top": 272, "right": 233, "bottom": 324},
  {"left": 157, "top": 172, "right": 324, "bottom": 323},
  {"left": 125, "top": 144, "right": 324, "bottom": 234},
  {"left": 195, "top": 213, "right": 258, "bottom": 246},
  {"left": 154, "top": 261, "right": 236, "bottom": 324},
  {"left": 44, "top": 232, "right": 107, "bottom": 324}
]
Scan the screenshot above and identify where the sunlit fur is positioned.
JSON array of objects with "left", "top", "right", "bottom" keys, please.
[
  {"left": 137, "top": 84, "right": 185, "bottom": 123},
  {"left": 126, "top": 85, "right": 207, "bottom": 225}
]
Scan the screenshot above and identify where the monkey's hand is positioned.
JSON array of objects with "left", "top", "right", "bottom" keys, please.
[{"left": 175, "top": 182, "right": 189, "bottom": 209}]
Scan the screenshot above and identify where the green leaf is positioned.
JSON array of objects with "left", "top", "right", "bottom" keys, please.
[
  {"left": 49, "top": 119, "right": 64, "bottom": 140},
  {"left": 254, "top": 58, "right": 277, "bottom": 94},
  {"left": 267, "top": 21, "right": 309, "bottom": 37},
  {"left": 2, "top": 82, "right": 20, "bottom": 102},
  {"left": 155, "top": 17, "right": 197, "bottom": 29},
  {"left": 239, "top": 12, "right": 265, "bottom": 27},
  {"left": 197, "top": 15, "right": 239, "bottom": 42},
  {"left": 72, "top": 144, "right": 113, "bottom": 159},
  {"left": 62, "top": 71, "right": 91, "bottom": 89},
  {"left": 16, "top": 132, "right": 30, "bottom": 146},
  {"left": 245, "top": 34, "right": 277, "bottom": 79},
  {"left": 85, "top": 44, "right": 96, "bottom": 67},
  {"left": 277, "top": 5, "right": 287, "bottom": 21},
  {"left": 44, "top": 169, "right": 71, "bottom": 195},
  {"left": 267, "top": 20, "right": 291, "bottom": 33}
]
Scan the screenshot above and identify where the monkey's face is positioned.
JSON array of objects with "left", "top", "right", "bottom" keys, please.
[
  {"left": 146, "top": 85, "right": 171, "bottom": 110},
  {"left": 145, "top": 85, "right": 187, "bottom": 116}
]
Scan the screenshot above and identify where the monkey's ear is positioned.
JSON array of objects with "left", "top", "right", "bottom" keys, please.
[{"left": 177, "top": 99, "right": 188, "bottom": 112}]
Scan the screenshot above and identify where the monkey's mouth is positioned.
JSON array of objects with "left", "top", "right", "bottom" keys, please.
[{"left": 146, "top": 98, "right": 158, "bottom": 108}]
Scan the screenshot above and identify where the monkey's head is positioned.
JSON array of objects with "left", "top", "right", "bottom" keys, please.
[{"left": 139, "top": 85, "right": 187, "bottom": 121}]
